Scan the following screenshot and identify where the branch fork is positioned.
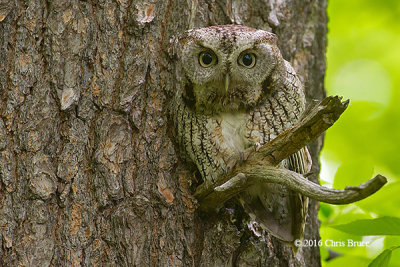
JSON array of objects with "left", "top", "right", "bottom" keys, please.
[{"left": 194, "top": 96, "right": 387, "bottom": 212}]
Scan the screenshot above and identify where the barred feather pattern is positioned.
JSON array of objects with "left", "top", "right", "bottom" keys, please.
[{"left": 172, "top": 25, "right": 311, "bottom": 246}]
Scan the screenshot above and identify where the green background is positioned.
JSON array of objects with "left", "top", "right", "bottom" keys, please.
[{"left": 319, "top": 0, "right": 400, "bottom": 266}]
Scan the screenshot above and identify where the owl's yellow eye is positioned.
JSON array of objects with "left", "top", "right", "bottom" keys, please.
[
  {"left": 199, "top": 51, "right": 217, "bottom": 67},
  {"left": 238, "top": 53, "right": 256, "bottom": 68}
]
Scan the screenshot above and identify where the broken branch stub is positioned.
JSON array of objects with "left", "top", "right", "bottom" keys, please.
[
  {"left": 199, "top": 167, "right": 387, "bottom": 212},
  {"left": 248, "top": 95, "right": 349, "bottom": 167},
  {"left": 194, "top": 96, "right": 387, "bottom": 212}
]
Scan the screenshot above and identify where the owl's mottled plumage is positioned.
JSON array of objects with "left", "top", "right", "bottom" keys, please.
[{"left": 172, "top": 25, "right": 311, "bottom": 244}]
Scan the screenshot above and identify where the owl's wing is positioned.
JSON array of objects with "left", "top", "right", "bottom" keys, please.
[
  {"left": 239, "top": 147, "right": 311, "bottom": 244},
  {"left": 288, "top": 147, "right": 312, "bottom": 174},
  {"left": 240, "top": 183, "right": 302, "bottom": 242},
  {"left": 287, "top": 147, "right": 312, "bottom": 245}
]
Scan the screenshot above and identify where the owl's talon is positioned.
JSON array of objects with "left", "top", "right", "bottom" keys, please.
[
  {"left": 239, "top": 152, "right": 246, "bottom": 163},
  {"left": 254, "top": 142, "right": 262, "bottom": 151},
  {"left": 303, "top": 172, "right": 314, "bottom": 178},
  {"left": 225, "top": 151, "right": 248, "bottom": 174},
  {"left": 225, "top": 159, "right": 236, "bottom": 174}
]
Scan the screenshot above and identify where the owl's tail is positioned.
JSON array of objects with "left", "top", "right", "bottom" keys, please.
[{"left": 238, "top": 147, "right": 311, "bottom": 254}]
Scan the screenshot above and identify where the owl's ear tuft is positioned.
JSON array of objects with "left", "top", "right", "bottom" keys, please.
[
  {"left": 168, "top": 33, "right": 188, "bottom": 59},
  {"left": 265, "top": 32, "right": 278, "bottom": 45},
  {"left": 256, "top": 30, "right": 278, "bottom": 44}
]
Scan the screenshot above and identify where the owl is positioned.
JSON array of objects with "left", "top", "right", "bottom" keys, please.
[{"left": 172, "top": 25, "right": 311, "bottom": 245}]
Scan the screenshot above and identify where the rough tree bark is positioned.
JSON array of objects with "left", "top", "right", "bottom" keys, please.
[{"left": 0, "top": 0, "right": 327, "bottom": 266}]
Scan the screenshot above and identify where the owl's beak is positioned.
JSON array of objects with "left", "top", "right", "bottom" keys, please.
[{"left": 225, "top": 74, "right": 230, "bottom": 93}]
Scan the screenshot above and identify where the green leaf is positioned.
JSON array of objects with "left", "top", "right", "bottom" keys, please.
[
  {"left": 331, "top": 217, "right": 400, "bottom": 236},
  {"left": 368, "top": 246, "right": 400, "bottom": 267},
  {"left": 369, "top": 249, "right": 392, "bottom": 267},
  {"left": 323, "top": 254, "right": 371, "bottom": 267}
]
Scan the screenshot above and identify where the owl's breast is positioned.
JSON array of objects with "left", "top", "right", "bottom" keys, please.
[{"left": 217, "top": 112, "right": 251, "bottom": 155}]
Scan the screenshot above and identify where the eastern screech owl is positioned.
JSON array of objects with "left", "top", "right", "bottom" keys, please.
[{"left": 172, "top": 25, "right": 311, "bottom": 244}]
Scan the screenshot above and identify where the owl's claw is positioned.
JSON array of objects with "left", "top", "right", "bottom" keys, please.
[
  {"left": 254, "top": 142, "right": 262, "bottom": 151},
  {"left": 225, "top": 150, "right": 252, "bottom": 174},
  {"left": 225, "top": 156, "right": 238, "bottom": 174},
  {"left": 224, "top": 165, "right": 233, "bottom": 175}
]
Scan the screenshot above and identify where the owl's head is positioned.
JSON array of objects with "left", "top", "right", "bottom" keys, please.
[{"left": 177, "top": 25, "right": 284, "bottom": 114}]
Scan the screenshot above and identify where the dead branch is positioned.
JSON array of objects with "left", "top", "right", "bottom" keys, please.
[
  {"left": 199, "top": 166, "right": 387, "bottom": 212},
  {"left": 194, "top": 96, "right": 387, "bottom": 212}
]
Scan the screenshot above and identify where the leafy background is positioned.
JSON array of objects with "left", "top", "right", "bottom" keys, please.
[{"left": 319, "top": 0, "right": 400, "bottom": 266}]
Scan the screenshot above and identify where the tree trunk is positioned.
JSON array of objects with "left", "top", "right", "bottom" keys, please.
[{"left": 0, "top": 0, "right": 326, "bottom": 266}]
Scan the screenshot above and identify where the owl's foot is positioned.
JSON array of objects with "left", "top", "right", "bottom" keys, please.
[
  {"left": 254, "top": 142, "right": 262, "bottom": 151},
  {"left": 225, "top": 149, "right": 253, "bottom": 174},
  {"left": 225, "top": 144, "right": 261, "bottom": 173}
]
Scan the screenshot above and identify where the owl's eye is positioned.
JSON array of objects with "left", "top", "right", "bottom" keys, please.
[
  {"left": 199, "top": 51, "right": 217, "bottom": 67},
  {"left": 238, "top": 53, "right": 256, "bottom": 68}
]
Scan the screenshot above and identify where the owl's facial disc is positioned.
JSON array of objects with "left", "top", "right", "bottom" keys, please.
[{"left": 180, "top": 25, "right": 278, "bottom": 114}]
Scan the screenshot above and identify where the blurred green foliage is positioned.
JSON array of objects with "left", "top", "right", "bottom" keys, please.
[{"left": 320, "top": 0, "right": 400, "bottom": 266}]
